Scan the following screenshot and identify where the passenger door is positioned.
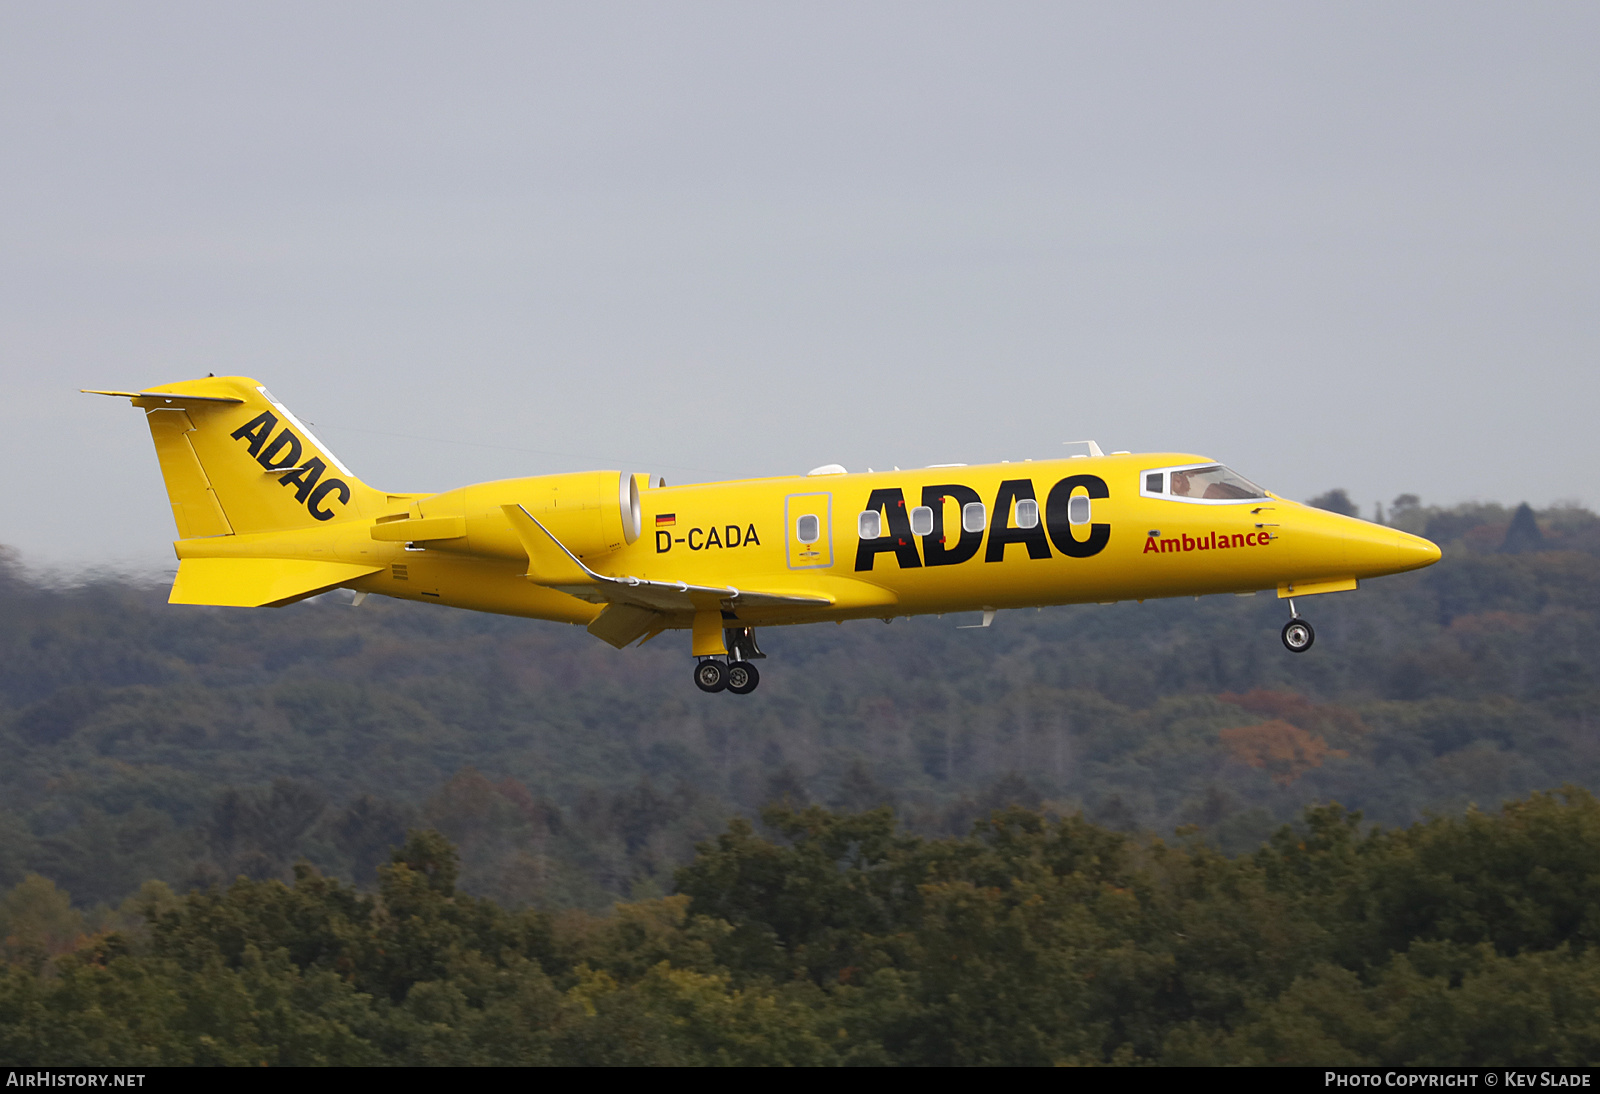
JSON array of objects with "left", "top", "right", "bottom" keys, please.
[{"left": 785, "top": 492, "right": 833, "bottom": 569}]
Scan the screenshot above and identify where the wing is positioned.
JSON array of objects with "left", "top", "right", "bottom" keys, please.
[{"left": 501, "top": 504, "right": 832, "bottom": 615}]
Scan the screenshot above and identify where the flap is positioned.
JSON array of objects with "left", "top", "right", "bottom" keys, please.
[
  {"left": 170, "top": 558, "right": 383, "bottom": 607},
  {"left": 586, "top": 604, "right": 663, "bottom": 649}
]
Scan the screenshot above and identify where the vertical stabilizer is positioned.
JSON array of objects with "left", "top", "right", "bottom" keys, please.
[
  {"left": 145, "top": 406, "right": 235, "bottom": 539},
  {"left": 89, "top": 377, "right": 387, "bottom": 537}
]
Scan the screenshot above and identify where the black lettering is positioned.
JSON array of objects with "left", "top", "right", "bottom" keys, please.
[
  {"left": 707, "top": 526, "right": 722, "bottom": 549},
  {"left": 230, "top": 411, "right": 278, "bottom": 457},
  {"left": 258, "top": 428, "right": 303, "bottom": 471},
  {"left": 307, "top": 478, "right": 350, "bottom": 521},
  {"left": 921, "top": 484, "right": 982, "bottom": 566},
  {"left": 688, "top": 528, "right": 704, "bottom": 550},
  {"left": 985, "top": 479, "right": 1053, "bottom": 563},
  {"left": 854, "top": 488, "right": 922, "bottom": 571},
  {"left": 277, "top": 457, "right": 326, "bottom": 502},
  {"left": 725, "top": 524, "right": 741, "bottom": 547},
  {"left": 1045, "top": 475, "right": 1111, "bottom": 558},
  {"left": 744, "top": 523, "right": 760, "bottom": 546},
  {"left": 656, "top": 530, "right": 672, "bottom": 553}
]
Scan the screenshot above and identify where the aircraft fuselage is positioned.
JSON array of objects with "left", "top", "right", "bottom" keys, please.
[{"left": 90, "top": 376, "right": 1442, "bottom": 690}]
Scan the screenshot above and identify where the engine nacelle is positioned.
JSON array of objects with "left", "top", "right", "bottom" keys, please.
[{"left": 393, "top": 470, "right": 647, "bottom": 564}]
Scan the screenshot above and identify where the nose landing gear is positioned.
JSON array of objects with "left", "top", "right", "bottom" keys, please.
[{"left": 1280, "top": 599, "right": 1315, "bottom": 653}]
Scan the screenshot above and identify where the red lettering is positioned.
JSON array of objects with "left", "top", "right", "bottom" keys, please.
[
  {"left": 1231, "top": 533, "right": 1245, "bottom": 548},
  {"left": 1144, "top": 537, "right": 1159, "bottom": 554},
  {"left": 1182, "top": 534, "right": 1195, "bottom": 551},
  {"left": 1245, "top": 532, "right": 1257, "bottom": 546}
]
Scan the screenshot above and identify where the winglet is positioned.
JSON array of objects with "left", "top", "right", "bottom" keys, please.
[{"left": 501, "top": 504, "right": 595, "bottom": 586}]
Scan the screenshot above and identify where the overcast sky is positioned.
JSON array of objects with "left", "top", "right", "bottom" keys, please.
[{"left": 3, "top": 2, "right": 1596, "bottom": 576}]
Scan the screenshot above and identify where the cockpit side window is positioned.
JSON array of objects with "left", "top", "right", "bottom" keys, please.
[{"left": 1140, "top": 463, "right": 1267, "bottom": 504}]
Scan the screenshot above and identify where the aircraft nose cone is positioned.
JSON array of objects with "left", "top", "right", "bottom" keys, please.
[
  {"left": 1336, "top": 518, "right": 1442, "bottom": 578},
  {"left": 1408, "top": 527, "right": 1446, "bottom": 562},
  {"left": 1390, "top": 529, "right": 1442, "bottom": 573}
]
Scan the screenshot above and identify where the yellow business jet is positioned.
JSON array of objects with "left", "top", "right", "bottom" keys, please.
[{"left": 87, "top": 377, "right": 1441, "bottom": 694}]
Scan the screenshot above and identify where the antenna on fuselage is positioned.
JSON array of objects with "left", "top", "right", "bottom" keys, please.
[{"left": 1063, "top": 440, "right": 1104, "bottom": 458}]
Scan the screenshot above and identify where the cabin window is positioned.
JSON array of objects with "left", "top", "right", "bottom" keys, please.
[
  {"left": 1068, "top": 495, "right": 1091, "bottom": 525},
  {"left": 796, "top": 514, "right": 820, "bottom": 544},
  {"left": 858, "top": 511, "right": 882, "bottom": 539},
  {"left": 962, "top": 502, "right": 986, "bottom": 534},
  {"left": 909, "top": 505, "right": 934, "bottom": 536},
  {"left": 1015, "top": 498, "right": 1039, "bottom": 529},
  {"left": 1141, "top": 463, "right": 1269, "bottom": 504},
  {"left": 1170, "top": 465, "right": 1267, "bottom": 500}
]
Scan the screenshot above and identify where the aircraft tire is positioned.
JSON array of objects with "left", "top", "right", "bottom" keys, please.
[
  {"left": 1281, "top": 619, "right": 1315, "bottom": 653},
  {"left": 694, "top": 660, "right": 729, "bottom": 693},
  {"left": 726, "top": 662, "right": 760, "bottom": 694}
]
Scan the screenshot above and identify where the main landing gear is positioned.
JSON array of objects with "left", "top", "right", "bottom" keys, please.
[
  {"left": 1280, "top": 599, "right": 1315, "bottom": 653},
  {"left": 693, "top": 626, "right": 765, "bottom": 694}
]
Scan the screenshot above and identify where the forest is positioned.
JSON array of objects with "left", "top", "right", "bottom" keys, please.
[{"left": 2, "top": 493, "right": 1599, "bottom": 1063}]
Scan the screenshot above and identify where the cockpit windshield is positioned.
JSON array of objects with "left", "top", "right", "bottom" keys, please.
[{"left": 1143, "top": 464, "right": 1268, "bottom": 503}]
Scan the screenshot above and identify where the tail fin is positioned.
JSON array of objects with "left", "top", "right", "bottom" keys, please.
[{"left": 87, "top": 376, "right": 388, "bottom": 537}]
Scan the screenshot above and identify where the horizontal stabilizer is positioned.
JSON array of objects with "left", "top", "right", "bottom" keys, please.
[
  {"left": 170, "top": 558, "right": 382, "bottom": 607},
  {"left": 82, "top": 389, "right": 245, "bottom": 404}
]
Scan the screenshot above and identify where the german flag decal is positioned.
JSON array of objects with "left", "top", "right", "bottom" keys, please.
[{"left": 655, "top": 513, "right": 676, "bottom": 527}]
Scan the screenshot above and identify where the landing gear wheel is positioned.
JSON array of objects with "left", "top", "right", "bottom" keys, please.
[
  {"left": 726, "top": 662, "right": 761, "bottom": 694},
  {"left": 694, "top": 660, "right": 728, "bottom": 693},
  {"left": 1281, "top": 619, "right": 1315, "bottom": 653}
]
